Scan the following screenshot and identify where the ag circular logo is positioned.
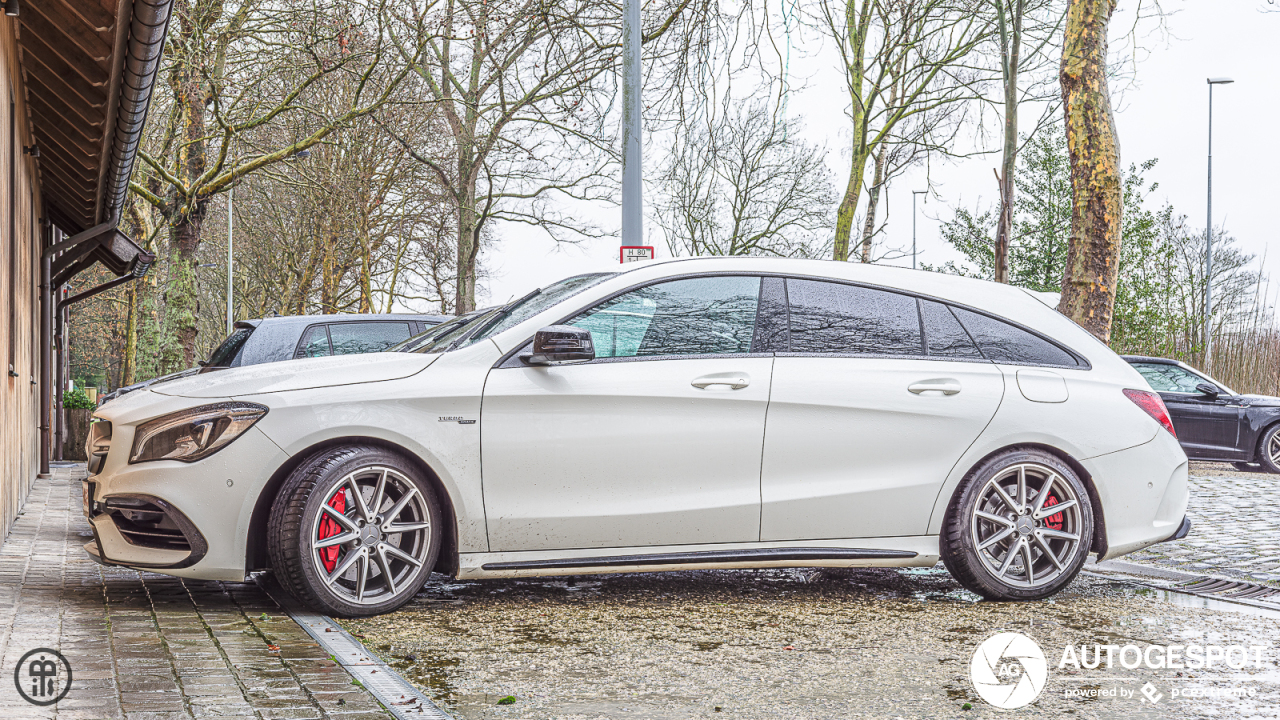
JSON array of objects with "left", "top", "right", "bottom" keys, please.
[
  {"left": 14, "top": 648, "right": 72, "bottom": 706},
  {"left": 970, "top": 632, "right": 1047, "bottom": 709}
]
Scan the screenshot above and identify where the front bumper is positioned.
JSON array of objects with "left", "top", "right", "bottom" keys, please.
[{"left": 82, "top": 424, "right": 289, "bottom": 581}]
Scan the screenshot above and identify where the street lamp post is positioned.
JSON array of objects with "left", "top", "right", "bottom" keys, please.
[
  {"left": 911, "top": 190, "right": 926, "bottom": 270},
  {"left": 620, "top": 0, "right": 642, "bottom": 247},
  {"left": 1204, "top": 77, "right": 1233, "bottom": 372},
  {"left": 226, "top": 186, "right": 234, "bottom": 335}
]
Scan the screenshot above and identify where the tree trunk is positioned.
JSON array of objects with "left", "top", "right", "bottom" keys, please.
[
  {"left": 994, "top": 0, "right": 1023, "bottom": 284},
  {"left": 1058, "top": 0, "right": 1122, "bottom": 342},
  {"left": 455, "top": 188, "right": 479, "bottom": 313},
  {"left": 160, "top": 210, "right": 206, "bottom": 373},
  {"left": 858, "top": 142, "right": 888, "bottom": 262}
]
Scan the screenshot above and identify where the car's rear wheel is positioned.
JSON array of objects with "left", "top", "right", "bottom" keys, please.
[
  {"left": 268, "top": 445, "right": 442, "bottom": 617},
  {"left": 1257, "top": 425, "right": 1280, "bottom": 474},
  {"left": 941, "top": 449, "right": 1093, "bottom": 601}
]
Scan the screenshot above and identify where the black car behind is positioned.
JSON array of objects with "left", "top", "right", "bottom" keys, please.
[{"left": 1125, "top": 355, "right": 1280, "bottom": 472}]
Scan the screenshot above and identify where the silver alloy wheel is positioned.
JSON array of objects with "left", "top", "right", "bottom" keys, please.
[
  {"left": 309, "top": 465, "right": 432, "bottom": 606},
  {"left": 1269, "top": 431, "right": 1280, "bottom": 468},
  {"left": 969, "top": 462, "right": 1083, "bottom": 589}
]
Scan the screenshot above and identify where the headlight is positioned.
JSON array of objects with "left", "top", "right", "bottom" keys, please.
[{"left": 129, "top": 402, "right": 268, "bottom": 464}]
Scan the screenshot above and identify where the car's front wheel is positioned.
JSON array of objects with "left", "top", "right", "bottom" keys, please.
[
  {"left": 941, "top": 449, "right": 1094, "bottom": 601},
  {"left": 268, "top": 445, "right": 442, "bottom": 617}
]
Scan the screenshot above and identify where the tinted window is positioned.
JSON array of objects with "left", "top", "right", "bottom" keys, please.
[
  {"left": 919, "top": 300, "right": 984, "bottom": 360},
  {"left": 1133, "top": 363, "right": 1207, "bottom": 393},
  {"left": 206, "top": 327, "right": 254, "bottom": 367},
  {"left": 568, "top": 276, "right": 760, "bottom": 358},
  {"left": 297, "top": 325, "right": 331, "bottom": 358},
  {"left": 787, "top": 279, "right": 923, "bottom": 355},
  {"left": 752, "top": 277, "right": 789, "bottom": 352},
  {"left": 329, "top": 322, "right": 413, "bottom": 355},
  {"left": 951, "top": 307, "right": 1078, "bottom": 367}
]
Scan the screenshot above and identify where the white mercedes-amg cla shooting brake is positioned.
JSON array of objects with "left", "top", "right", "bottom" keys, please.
[{"left": 83, "top": 258, "right": 1189, "bottom": 616}]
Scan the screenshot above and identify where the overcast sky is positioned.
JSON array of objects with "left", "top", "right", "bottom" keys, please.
[{"left": 474, "top": 1, "right": 1279, "bottom": 308}]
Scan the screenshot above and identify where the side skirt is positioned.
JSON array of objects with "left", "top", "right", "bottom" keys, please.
[{"left": 459, "top": 536, "right": 941, "bottom": 579}]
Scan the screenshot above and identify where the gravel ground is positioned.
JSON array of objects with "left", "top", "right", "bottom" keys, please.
[{"left": 340, "top": 566, "right": 1280, "bottom": 720}]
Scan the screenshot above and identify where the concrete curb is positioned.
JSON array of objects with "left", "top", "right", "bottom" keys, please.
[{"left": 258, "top": 579, "right": 453, "bottom": 719}]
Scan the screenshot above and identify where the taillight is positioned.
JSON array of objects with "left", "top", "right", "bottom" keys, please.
[{"left": 1123, "top": 388, "right": 1177, "bottom": 438}]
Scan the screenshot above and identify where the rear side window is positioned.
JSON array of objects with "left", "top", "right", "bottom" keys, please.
[
  {"left": 786, "top": 279, "right": 923, "bottom": 356},
  {"left": 568, "top": 276, "right": 760, "bottom": 358},
  {"left": 297, "top": 325, "right": 332, "bottom": 358},
  {"left": 951, "top": 307, "right": 1078, "bottom": 367},
  {"left": 329, "top": 322, "right": 414, "bottom": 355},
  {"left": 919, "top": 300, "right": 983, "bottom": 360}
]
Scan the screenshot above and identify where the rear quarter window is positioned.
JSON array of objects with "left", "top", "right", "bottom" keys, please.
[{"left": 950, "top": 307, "right": 1079, "bottom": 368}]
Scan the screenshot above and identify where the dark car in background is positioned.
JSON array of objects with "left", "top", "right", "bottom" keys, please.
[
  {"left": 99, "top": 313, "right": 446, "bottom": 405},
  {"left": 1125, "top": 355, "right": 1280, "bottom": 473}
]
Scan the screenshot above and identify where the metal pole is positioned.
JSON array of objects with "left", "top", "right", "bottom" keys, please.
[
  {"left": 912, "top": 191, "right": 926, "bottom": 270},
  {"left": 620, "top": 0, "right": 642, "bottom": 246},
  {"left": 1205, "top": 82, "right": 1213, "bottom": 371},
  {"left": 1203, "top": 77, "right": 1233, "bottom": 372},
  {"left": 227, "top": 186, "right": 233, "bottom": 334}
]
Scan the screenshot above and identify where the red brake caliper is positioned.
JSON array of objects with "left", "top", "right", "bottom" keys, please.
[
  {"left": 317, "top": 489, "right": 347, "bottom": 572},
  {"left": 1042, "top": 494, "right": 1064, "bottom": 531}
]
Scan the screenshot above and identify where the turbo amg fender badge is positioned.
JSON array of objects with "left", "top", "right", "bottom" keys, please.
[{"left": 438, "top": 416, "right": 476, "bottom": 424}]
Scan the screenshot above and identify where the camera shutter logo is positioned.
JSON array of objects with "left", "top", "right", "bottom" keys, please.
[
  {"left": 970, "top": 632, "right": 1047, "bottom": 709},
  {"left": 14, "top": 648, "right": 72, "bottom": 706}
]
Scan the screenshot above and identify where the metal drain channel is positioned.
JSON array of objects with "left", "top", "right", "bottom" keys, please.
[
  {"left": 259, "top": 580, "right": 453, "bottom": 719},
  {"left": 1175, "top": 577, "right": 1280, "bottom": 602}
]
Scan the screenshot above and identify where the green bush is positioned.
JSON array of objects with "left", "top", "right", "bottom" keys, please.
[{"left": 63, "top": 387, "right": 95, "bottom": 409}]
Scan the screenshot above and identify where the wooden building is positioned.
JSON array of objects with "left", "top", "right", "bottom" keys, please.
[{"left": 0, "top": 0, "right": 171, "bottom": 540}]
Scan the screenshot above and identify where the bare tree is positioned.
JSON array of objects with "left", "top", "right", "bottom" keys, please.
[
  {"left": 130, "top": 0, "right": 424, "bottom": 371},
  {"left": 655, "top": 100, "right": 834, "bottom": 258},
  {"left": 984, "top": 0, "right": 1066, "bottom": 282},
  {"left": 816, "top": 0, "right": 986, "bottom": 263},
  {"left": 388, "top": 0, "right": 708, "bottom": 313}
]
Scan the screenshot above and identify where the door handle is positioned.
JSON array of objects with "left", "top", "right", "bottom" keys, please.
[
  {"left": 908, "top": 379, "right": 961, "bottom": 396},
  {"left": 692, "top": 374, "right": 750, "bottom": 390}
]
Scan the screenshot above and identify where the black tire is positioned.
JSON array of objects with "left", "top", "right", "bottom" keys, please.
[
  {"left": 941, "top": 448, "right": 1094, "bottom": 601},
  {"left": 268, "top": 445, "right": 442, "bottom": 617},
  {"left": 1257, "top": 425, "right": 1280, "bottom": 474}
]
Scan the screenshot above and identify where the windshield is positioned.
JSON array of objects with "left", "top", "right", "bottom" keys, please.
[
  {"left": 392, "top": 310, "right": 498, "bottom": 354},
  {"left": 460, "top": 273, "right": 616, "bottom": 347},
  {"left": 206, "top": 326, "right": 254, "bottom": 367}
]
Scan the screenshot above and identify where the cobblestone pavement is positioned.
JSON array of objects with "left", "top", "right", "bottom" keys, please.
[
  {"left": 1128, "top": 462, "right": 1280, "bottom": 585},
  {"left": 0, "top": 467, "right": 390, "bottom": 720}
]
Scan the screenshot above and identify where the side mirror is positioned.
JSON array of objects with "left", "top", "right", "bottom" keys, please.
[
  {"left": 1195, "top": 383, "right": 1219, "bottom": 398},
  {"left": 522, "top": 326, "right": 595, "bottom": 365}
]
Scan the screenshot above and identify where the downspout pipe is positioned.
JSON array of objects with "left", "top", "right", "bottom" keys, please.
[
  {"left": 38, "top": 223, "right": 52, "bottom": 477},
  {"left": 103, "top": 0, "right": 174, "bottom": 221}
]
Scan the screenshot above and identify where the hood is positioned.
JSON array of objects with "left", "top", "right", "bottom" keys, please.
[
  {"left": 1238, "top": 394, "right": 1280, "bottom": 408},
  {"left": 151, "top": 352, "right": 439, "bottom": 399}
]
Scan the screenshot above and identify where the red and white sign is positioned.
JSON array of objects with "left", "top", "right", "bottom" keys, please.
[{"left": 620, "top": 246, "right": 655, "bottom": 263}]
